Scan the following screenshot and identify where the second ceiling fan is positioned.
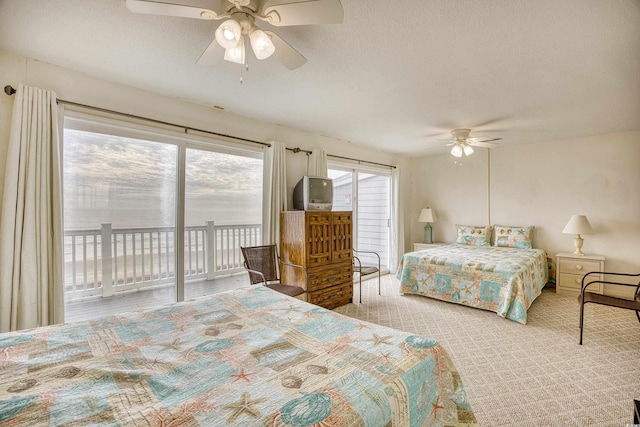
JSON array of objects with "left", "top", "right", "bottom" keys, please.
[
  {"left": 440, "top": 128, "right": 502, "bottom": 157},
  {"left": 126, "top": 0, "right": 344, "bottom": 71}
]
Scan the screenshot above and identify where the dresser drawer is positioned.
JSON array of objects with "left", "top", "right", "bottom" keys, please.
[
  {"left": 308, "top": 263, "right": 353, "bottom": 292},
  {"left": 558, "top": 259, "right": 601, "bottom": 275},
  {"left": 558, "top": 273, "right": 585, "bottom": 290},
  {"left": 308, "top": 282, "right": 353, "bottom": 309}
]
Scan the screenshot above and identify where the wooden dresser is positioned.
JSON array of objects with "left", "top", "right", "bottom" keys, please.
[{"left": 280, "top": 211, "right": 353, "bottom": 309}]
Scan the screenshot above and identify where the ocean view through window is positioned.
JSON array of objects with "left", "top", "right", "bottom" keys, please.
[{"left": 63, "top": 115, "right": 263, "bottom": 321}]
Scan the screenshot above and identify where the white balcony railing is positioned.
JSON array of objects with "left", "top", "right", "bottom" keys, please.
[{"left": 64, "top": 221, "right": 261, "bottom": 300}]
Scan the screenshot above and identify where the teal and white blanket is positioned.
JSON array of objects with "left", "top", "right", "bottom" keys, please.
[
  {"left": 397, "top": 244, "right": 548, "bottom": 324},
  {"left": 0, "top": 286, "right": 476, "bottom": 426}
]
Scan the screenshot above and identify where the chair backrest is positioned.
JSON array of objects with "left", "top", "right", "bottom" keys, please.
[{"left": 241, "top": 245, "right": 280, "bottom": 285}]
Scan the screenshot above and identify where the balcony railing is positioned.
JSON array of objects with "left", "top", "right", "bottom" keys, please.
[{"left": 64, "top": 221, "right": 261, "bottom": 300}]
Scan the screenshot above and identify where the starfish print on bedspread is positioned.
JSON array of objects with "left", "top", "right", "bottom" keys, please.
[
  {"left": 159, "top": 337, "right": 184, "bottom": 352},
  {"left": 222, "top": 392, "right": 267, "bottom": 423},
  {"left": 357, "top": 322, "right": 370, "bottom": 330},
  {"left": 365, "top": 334, "right": 393, "bottom": 347},
  {"left": 231, "top": 368, "right": 255, "bottom": 383},
  {"left": 432, "top": 395, "right": 445, "bottom": 418}
]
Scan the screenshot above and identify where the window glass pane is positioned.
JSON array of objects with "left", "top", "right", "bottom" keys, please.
[
  {"left": 329, "top": 166, "right": 391, "bottom": 272},
  {"left": 357, "top": 173, "right": 390, "bottom": 270},
  {"left": 328, "top": 169, "right": 353, "bottom": 211},
  {"left": 184, "top": 147, "right": 262, "bottom": 299},
  {"left": 62, "top": 117, "right": 265, "bottom": 323},
  {"left": 63, "top": 128, "right": 178, "bottom": 322}
]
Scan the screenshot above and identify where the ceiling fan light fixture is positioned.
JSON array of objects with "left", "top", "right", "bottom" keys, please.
[
  {"left": 223, "top": 35, "right": 245, "bottom": 64},
  {"left": 249, "top": 28, "right": 275, "bottom": 60},
  {"left": 463, "top": 144, "right": 474, "bottom": 156},
  {"left": 215, "top": 19, "right": 242, "bottom": 49},
  {"left": 200, "top": 10, "right": 217, "bottom": 20},
  {"left": 450, "top": 144, "right": 463, "bottom": 158}
]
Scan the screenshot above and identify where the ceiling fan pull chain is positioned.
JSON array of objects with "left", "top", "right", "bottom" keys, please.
[
  {"left": 239, "top": 37, "right": 249, "bottom": 84},
  {"left": 245, "top": 36, "right": 250, "bottom": 72}
]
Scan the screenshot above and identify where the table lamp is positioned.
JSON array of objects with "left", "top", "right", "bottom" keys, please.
[
  {"left": 562, "top": 214, "right": 594, "bottom": 256},
  {"left": 418, "top": 208, "right": 437, "bottom": 244}
]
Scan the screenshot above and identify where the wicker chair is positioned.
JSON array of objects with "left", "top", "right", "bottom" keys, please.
[
  {"left": 240, "top": 245, "right": 306, "bottom": 298},
  {"left": 353, "top": 249, "right": 381, "bottom": 303},
  {"left": 579, "top": 271, "right": 640, "bottom": 345}
]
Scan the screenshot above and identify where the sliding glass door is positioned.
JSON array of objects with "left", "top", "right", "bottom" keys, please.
[
  {"left": 63, "top": 114, "right": 262, "bottom": 322},
  {"left": 328, "top": 167, "right": 391, "bottom": 272},
  {"left": 183, "top": 146, "right": 263, "bottom": 300}
]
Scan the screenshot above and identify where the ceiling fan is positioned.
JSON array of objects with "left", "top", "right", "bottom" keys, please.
[
  {"left": 126, "top": 0, "right": 344, "bottom": 72},
  {"left": 439, "top": 128, "right": 502, "bottom": 157}
]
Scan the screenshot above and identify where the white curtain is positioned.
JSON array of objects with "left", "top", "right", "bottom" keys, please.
[
  {"left": 262, "top": 141, "right": 288, "bottom": 246},
  {"left": 0, "top": 84, "right": 65, "bottom": 332},
  {"left": 308, "top": 149, "right": 327, "bottom": 177},
  {"left": 390, "top": 165, "right": 405, "bottom": 273}
]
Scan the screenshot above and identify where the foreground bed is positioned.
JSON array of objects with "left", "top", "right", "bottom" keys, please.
[
  {"left": 0, "top": 285, "right": 476, "bottom": 426},
  {"left": 397, "top": 244, "right": 548, "bottom": 324}
]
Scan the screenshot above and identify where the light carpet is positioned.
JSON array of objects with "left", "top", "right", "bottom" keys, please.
[{"left": 334, "top": 275, "right": 640, "bottom": 427}]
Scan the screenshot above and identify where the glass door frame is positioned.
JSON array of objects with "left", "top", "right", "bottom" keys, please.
[
  {"left": 328, "top": 161, "right": 393, "bottom": 273},
  {"left": 63, "top": 109, "right": 264, "bottom": 308}
]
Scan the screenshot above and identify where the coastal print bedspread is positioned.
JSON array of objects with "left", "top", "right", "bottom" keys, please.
[
  {"left": 397, "top": 244, "right": 548, "bottom": 324},
  {"left": 0, "top": 286, "right": 476, "bottom": 426}
]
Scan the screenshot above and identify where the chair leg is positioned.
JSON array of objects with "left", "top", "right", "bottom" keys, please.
[
  {"left": 579, "top": 301, "right": 585, "bottom": 345},
  {"left": 377, "top": 271, "right": 381, "bottom": 296},
  {"left": 359, "top": 272, "right": 362, "bottom": 304}
]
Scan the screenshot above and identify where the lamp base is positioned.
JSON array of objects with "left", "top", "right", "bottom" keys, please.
[
  {"left": 573, "top": 234, "right": 584, "bottom": 256},
  {"left": 423, "top": 223, "right": 433, "bottom": 244}
]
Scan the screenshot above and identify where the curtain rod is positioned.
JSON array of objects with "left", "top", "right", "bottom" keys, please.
[
  {"left": 4, "top": 84, "right": 269, "bottom": 148},
  {"left": 286, "top": 148, "right": 396, "bottom": 169},
  {"left": 327, "top": 154, "right": 396, "bottom": 169},
  {"left": 4, "top": 84, "right": 394, "bottom": 169}
]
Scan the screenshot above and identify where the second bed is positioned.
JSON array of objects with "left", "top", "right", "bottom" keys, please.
[{"left": 397, "top": 244, "right": 549, "bottom": 324}]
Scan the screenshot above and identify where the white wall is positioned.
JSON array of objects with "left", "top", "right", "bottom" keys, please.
[{"left": 410, "top": 131, "right": 640, "bottom": 296}]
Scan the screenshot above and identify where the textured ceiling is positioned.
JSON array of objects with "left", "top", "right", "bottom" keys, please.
[{"left": 1, "top": 0, "right": 639, "bottom": 156}]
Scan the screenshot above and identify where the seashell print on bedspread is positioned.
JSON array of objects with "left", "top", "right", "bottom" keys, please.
[
  {"left": 0, "top": 285, "right": 477, "bottom": 426},
  {"left": 397, "top": 244, "right": 549, "bottom": 324}
]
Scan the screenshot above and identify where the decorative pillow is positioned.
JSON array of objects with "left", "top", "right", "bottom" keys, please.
[
  {"left": 493, "top": 225, "right": 535, "bottom": 249},
  {"left": 454, "top": 224, "right": 492, "bottom": 246}
]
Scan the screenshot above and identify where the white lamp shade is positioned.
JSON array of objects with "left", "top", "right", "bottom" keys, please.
[
  {"left": 249, "top": 28, "right": 275, "bottom": 59},
  {"left": 562, "top": 214, "right": 594, "bottom": 235},
  {"left": 463, "top": 144, "right": 474, "bottom": 156},
  {"left": 450, "top": 144, "right": 463, "bottom": 158},
  {"left": 215, "top": 19, "right": 242, "bottom": 49},
  {"left": 223, "top": 36, "right": 245, "bottom": 64},
  {"left": 418, "top": 208, "right": 436, "bottom": 223}
]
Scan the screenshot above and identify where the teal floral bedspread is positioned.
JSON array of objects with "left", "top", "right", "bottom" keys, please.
[
  {"left": 397, "top": 244, "right": 548, "bottom": 324},
  {"left": 0, "top": 286, "right": 476, "bottom": 426}
]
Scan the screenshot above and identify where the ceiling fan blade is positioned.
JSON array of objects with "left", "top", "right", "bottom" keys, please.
[
  {"left": 469, "top": 139, "right": 501, "bottom": 148},
  {"left": 125, "top": 0, "right": 225, "bottom": 20},
  {"left": 468, "top": 136, "right": 502, "bottom": 142},
  {"left": 261, "top": 0, "right": 344, "bottom": 26},
  {"left": 264, "top": 31, "right": 307, "bottom": 69},
  {"left": 196, "top": 38, "right": 224, "bottom": 66}
]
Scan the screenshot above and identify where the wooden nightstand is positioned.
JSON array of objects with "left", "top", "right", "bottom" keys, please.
[
  {"left": 413, "top": 243, "right": 446, "bottom": 251},
  {"left": 556, "top": 252, "right": 605, "bottom": 296}
]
